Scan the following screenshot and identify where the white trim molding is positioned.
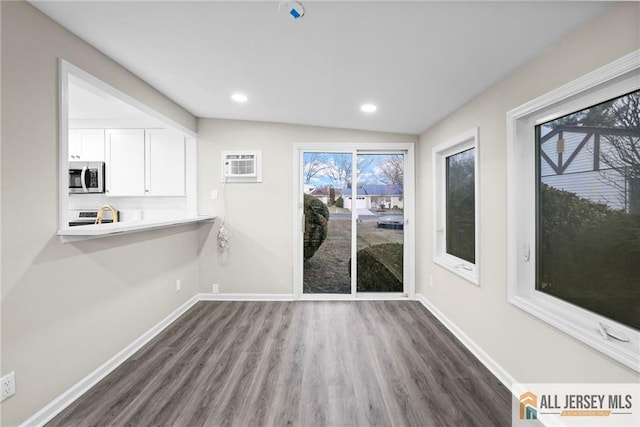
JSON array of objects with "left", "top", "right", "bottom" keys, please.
[
  {"left": 23, "top": 294, "right": 303, "bottom": 426},
  {"left": 299, "top": 293, "right": 411, "bottom": 301},
  {"left": 198, "top": 293, "right": 295, "bottom": 301},
  {"left": 414, "top": 293, "right": 515, "bottom": 390},
  {"left": 59, "top": 59, "right": 197, "bottom": 138},
  {"left": 57, "top": 59, "right": 200, "bottom": 236},
  {"left": 23, "top": 292, "right": 513, "bottom": 426},
  {"left": 292, "top": 142, "right": 416, "bottom": 299},
  {"left": 432, "top": 127, "right": 480, "bottom": 285},
  {"left": 506, "top": 50, "right": 640, "bottom": 372},
  {"left": 21, "top": 295, "right": 201, "bottom": 427}
]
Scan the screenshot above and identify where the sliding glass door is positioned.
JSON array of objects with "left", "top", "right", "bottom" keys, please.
[
  {"left": 297, "top": 146, "right": 411, "bottom": 297},
  {"left": 302, "top": 152, "right": 353, "bottom": 294},
  {"left": 354, "top": 153, "right": 404, "bottom": 293}
]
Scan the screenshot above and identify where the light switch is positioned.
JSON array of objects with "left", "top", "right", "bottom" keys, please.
[{"left": 211, "top": 190, "right": 218, "bottom": 200}]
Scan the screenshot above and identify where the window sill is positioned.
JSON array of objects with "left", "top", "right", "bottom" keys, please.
[
  {"left": 506, "top": 50, "right": 640, "bottom": 371},
  {"left": 57, "top": 214, "right": 216, "bottom": 242},
  {"left": 434, "top": 255, "right": 479, "bottom": 286},
  {"left": 510, "top": 292, "right": 639, "bottom": 372}
]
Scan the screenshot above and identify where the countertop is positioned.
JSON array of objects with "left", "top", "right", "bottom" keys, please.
[{"left": 58, "top": 214, "right": 216, "bottom": 242}]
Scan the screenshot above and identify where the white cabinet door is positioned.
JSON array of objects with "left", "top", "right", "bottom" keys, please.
[
  {"left": 105, "top": 129, "right": 145, "bottom": 196},
  {"left": 69, "top": 129, "right": 105, "bottom": 161},
  {"left": 68, "top": 129, "right": 81, "bottom": 161},
  {"left": 145, "top": 129, "right": 185, "bottom": 196}
]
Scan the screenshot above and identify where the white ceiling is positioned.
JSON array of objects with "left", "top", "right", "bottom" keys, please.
[
  {"left": 68, "top": 76, "right": 164, "bottom": 126},
  {"left": 32, "top": 1, "right": 609, "bottom": 134}
]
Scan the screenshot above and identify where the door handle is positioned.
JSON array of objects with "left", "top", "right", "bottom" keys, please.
[{"left": 80, "top": 166, "right": 88, "bottom": 193}]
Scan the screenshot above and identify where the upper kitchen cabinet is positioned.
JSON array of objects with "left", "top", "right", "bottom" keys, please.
[
  {"left": 145, "top": 129, "right": 185, "bottom": 196},
  {"left": 105, "top": 129, "right": 146, "bottom": 196},
  {"left": 68, "top": 128, "right": 105, "bottom": 161},
  {"left": 104, "top": 128, "right": 186, "bottom": 197}
]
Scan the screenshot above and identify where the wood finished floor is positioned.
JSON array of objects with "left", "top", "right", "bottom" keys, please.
[{"left": 48, "top": 301, "right": 511, "bottom": 427}]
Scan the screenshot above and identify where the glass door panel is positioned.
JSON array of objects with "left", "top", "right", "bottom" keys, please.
[
  {"left": 302, "top": 152, "right": 353, "bottom": 294},
  {"left": 354, "top": 153, "right": 404, "bottom": 293}
]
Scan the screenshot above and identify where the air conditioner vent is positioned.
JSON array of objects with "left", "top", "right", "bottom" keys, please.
[
  {"left": 225, "top": 154, "right": 256, "bottom": 177},
  {"left": 221, "top": 151, "right": 262, "bottom": 182}
]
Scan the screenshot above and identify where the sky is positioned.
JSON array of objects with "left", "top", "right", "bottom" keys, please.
[{"left": 303, "top": 152, "right": 404, "bottom": 189}]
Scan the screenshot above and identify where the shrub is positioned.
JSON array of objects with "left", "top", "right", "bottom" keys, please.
[
  {"left": 540, "top": 184, "right": 640, "bottom": 329},
  {"left": 335, "top": 196, "right": 344, "bottom": 208},
  {"left": 351, "top": 243, "right": 403, "bottom": 292},
  {"left": 304, "top": 194, "right": 329, "bottom": 261},
  {"left": 539, "top": 184, "right": 614, "bottom": 287}
]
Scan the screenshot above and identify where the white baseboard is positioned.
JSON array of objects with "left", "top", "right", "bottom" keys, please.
[
  {"left": 198, "top": 292, "right": 295, "bottom": 301},
  {"left": 20, "top": 295, "right": 201, "bottom": 427},
  {"left": 22, "top": 294, "right": 294, "bottom": 425},
  {"left": 414, "top": 293, "right": 516, "bottom": 390},
  {"left": 299, "top": 293, "right": 412, "bottom": 301},
  {"left": 200, "top": 293, "right": 410, "bottom": 302},
  {"left": 24, "top": 293, "right": 516, "bottom": 426}
]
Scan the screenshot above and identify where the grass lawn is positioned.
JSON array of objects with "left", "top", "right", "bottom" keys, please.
[{"left": 303, "top": 216, "right": 403, "bottom": 294}]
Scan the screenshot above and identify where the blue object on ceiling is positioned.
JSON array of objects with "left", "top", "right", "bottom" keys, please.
[{"left": 280, "top": 1, "right": 304, "bottom": 21}]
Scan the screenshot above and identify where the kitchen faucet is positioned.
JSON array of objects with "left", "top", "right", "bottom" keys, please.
[{"left": 95, "top": 204, "right": 118, "bottom": 224}]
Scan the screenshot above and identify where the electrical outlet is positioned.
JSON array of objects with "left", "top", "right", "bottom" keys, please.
[
  {"left": 211, "top": 190, "right": 218, "bottom": 200},
  {"left": 211, "top": 284, "right": 219, "bottom": 294},
  {"left": 176, "top": 279, "right": 182, "bottom": 292},
  {"left": 1, "top": 372, "right": 15, "bottom": 402}
]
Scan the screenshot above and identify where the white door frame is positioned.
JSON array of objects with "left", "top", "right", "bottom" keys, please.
[{"left": 292, "top": 142, "right": 415, "bottom": 300}]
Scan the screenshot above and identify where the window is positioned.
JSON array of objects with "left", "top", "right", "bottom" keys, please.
[
  {"left": 507, "top": 51, "right": 639, "bottom": 371},
  {"left": 447, "top": 148, "right": 476, "bottom": 263},
  {"left": 433, "top": 128, "right": 479, "bottom": 284},
  {"left": 537, "top": 90, "right": 640, "bottom": 330}
]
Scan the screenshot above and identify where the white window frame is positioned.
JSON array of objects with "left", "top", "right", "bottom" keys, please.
[
  {"left": 432, "top": 127, "right": 479, "bottom": 285},
  {"left": 292, "top": 143, "right": 416, "bottom": 300},
  {"left": 507, "top": 50, "right": 640, "bottom": 372}
]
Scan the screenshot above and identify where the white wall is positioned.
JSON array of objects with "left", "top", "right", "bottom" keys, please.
[
  {"left": 197, "top": 118, "right": 417, "bottom": 295},
  {"left": 416, "top": 2, "right": 640, "bottom": 383},
  {"left": 3, "top": 1, "right": 637, "bottom": 424},
  {"left": 1, "top": 2, "right": 204, "bottom": 425}
]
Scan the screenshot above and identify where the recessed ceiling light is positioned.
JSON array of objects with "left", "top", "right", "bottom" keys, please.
[
  {"left": 360, "top": 103, "right": 377, "bottom": 113},
  {"left": 231, "top": 93, "right": 248, "bottom": 103}
]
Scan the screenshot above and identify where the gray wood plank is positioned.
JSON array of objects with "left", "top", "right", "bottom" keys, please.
[{"left": 47, "top": 301, "right": 511, "bottom": 427}]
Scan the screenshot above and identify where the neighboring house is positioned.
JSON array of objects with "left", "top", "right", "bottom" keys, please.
[
  {"left": 540, "top": 125, "right": 640, "bottom": 212},
  {"left": 342, "top": 184, "right": 404, "bottom": 210},
  {"left": 304, "top": 185, "right": 339, "bottom": 205}
]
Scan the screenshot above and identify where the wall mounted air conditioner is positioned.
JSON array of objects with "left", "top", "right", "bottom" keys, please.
[{"left": 221, "top": 150, "right": 262, "bottom": 182}]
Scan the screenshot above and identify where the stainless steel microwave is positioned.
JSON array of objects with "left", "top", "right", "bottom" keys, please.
[{"left": 69, "top": 161, "right": 105, "bottom": 194}]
